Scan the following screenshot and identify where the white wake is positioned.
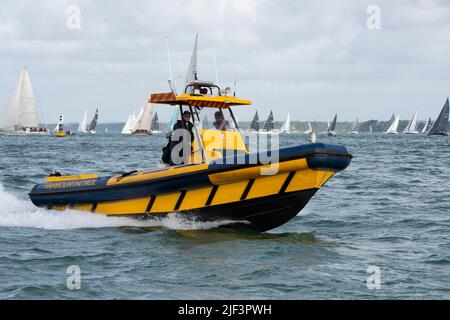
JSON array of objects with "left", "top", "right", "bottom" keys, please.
[{"left": 0, "top": 184, "right": 242, "bottom": 231}]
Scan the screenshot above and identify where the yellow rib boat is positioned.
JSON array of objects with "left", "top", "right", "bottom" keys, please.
[{"left": 29, "top": 82, "right": 352, "bottom": 231}]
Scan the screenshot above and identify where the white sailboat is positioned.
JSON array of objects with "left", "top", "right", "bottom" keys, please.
[
  {"left": 121, "top": 109, "right": 136, "bottom": 135},
  {"left": 132, "top": 104, "right": 153, "bottom": 135},
  {"left": 403, "top": 111, "right": 419, "bottom": 134},
  {"left": 421, "top": 117, "right": 432, "bottom": 134},
  {"left": 280, "top": 113, "right": 291, "bottom": 133},
  {"left": 86, "top": 109, "right": 98, "bottom": 134},
  {"left": 348, "top": 117, "right": 359, "bottom": 134},
  {"left": 0, "top": 68, "right": 49, "bottom": 135},
  {"left": 385, "top": 115, "right": 400, "bottom": 134},
  {"left": 77, "top": 111, "right": 88, "bottom": 133},
  {"left": 303, "top": 122, "right": 312, "bottom": 134}
]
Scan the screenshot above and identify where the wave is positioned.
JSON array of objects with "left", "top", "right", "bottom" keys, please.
[{"left": 0, "top": 184, "right": 242, "bottom": 231}]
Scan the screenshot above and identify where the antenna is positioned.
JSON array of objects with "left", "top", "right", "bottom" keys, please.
[
  {"left": 233, "top": 72, "right": 237, "bottom": 97},
  {"left": 166, "top": 37, "right": 176, "bottom": 93},
  {"left": 212, "top": 41, "right": 219, "bottom": 84}
]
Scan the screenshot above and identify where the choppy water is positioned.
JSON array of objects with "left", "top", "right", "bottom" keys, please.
[{"left": 0, "top": 131, "right": 449, "bottom": 299}]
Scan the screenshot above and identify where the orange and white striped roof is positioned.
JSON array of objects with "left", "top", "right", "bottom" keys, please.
[{"left": 149, "top": 92, "right": 252, "bottom": 108}]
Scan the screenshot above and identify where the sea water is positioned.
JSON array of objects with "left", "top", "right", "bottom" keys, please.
[{"left": 0, "top": 130, "right": 449, "bottom": 299}]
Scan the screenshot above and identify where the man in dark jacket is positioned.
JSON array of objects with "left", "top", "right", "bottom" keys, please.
[
  {"left": 162, "top": 111, "right": 194, "bottom": 165},
  {"left": 173, "top": 111, "right": 194, "bottom": 142}
]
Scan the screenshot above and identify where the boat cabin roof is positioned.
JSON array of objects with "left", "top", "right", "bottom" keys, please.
[{"left": 150, "top": 82, "right": 252, "bottom": 108}]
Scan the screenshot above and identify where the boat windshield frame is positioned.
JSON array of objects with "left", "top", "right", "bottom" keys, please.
[{"left": 177, "top": 101, "right": 242, "bottom": 164}]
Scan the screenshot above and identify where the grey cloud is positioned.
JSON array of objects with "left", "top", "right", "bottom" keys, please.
[{"left": 0, "top": 0, "right": 449, "bottom": 123}]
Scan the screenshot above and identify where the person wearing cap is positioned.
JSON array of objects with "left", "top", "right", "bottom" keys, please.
[{"left": 173, "top": 111, "right": 194, "bottom": 142}]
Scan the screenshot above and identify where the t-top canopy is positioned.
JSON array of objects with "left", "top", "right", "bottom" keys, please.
[{"left": 149, "top": 82, "right": 252, "bottom": 108}]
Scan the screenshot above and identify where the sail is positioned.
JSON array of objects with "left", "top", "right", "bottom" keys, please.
[
  {"left": 386, "top": 115, "right": 400, "bottom": 133},
  {"left": 350, "top": 117, "right": 359, "bottom": 132},
  {"left": 328, "top": 114, "right": 337, "bottom": 132},
  {"left": 166, "top": 34, "right": 198, "bottom": 132},
  {"left": 280, "top": 113, "right": 291, "bottom": 132},
  {"left": 384, "top": 114, "right": 395, "bottom": 132},
  {"left": 77, "top": 111, "right": 87, "bottom": 132},
  {"left": 86, "top": 109, "right": 98, "bottom": 133},
  {"left": 133, "top": 104, "right": 153, "bottom": 132},
  {"left": 185, "top": 33, "right": 199, "bottom": 87},
  {"left": 306, "top": 122, "right": 312, "bottom": 133},
  {"left": 202, "top": 114, "right": 210, "bottom": 129},
  {"left": 421, "top": 117, "right": 432, "bottom": 133},
  {"left": 121, "top": 110, "right": 136, "bottom": 134},
  {"left": 151, "top": 112, "right": 160, "bottom": 131},
  {"left": 403, "top": 111, "right": 418, "bottom": 133},
  {"left": 0, "top": 68, "right": 38, "bottom": 131},
  {"left": 250, "top": 111, "right": 259, "bottom": 131},
  {"left": 428, "top": 98, "right": 449, "bottom": 136},
  {"left": 369, "top": 125, "right": 373, "bottom": 133},
  {"left": 263, "top": 111, "right": 274, "bottom": 131}
]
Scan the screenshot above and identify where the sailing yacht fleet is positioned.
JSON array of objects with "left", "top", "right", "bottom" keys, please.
[{"left": 0, "top": 68, "right": 448, "bottom": 137}]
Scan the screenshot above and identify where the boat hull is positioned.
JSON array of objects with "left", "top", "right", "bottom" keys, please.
[
  {"left": 191, "top": 188, "right": 318, "bottom": 231},
  {"left": 29, "top": 143, "right": 352, "bottom": 231}
]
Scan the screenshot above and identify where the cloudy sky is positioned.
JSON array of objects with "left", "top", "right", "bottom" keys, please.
[{"left": 1, "top": 0, "right": 450, "bottom": 123}]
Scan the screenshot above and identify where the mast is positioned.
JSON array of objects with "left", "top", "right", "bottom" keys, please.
[
  {"left": 166, "top": 37, "right": 176, "bottom": 93},
  {"left": 212, "top": 41, "right": 219, "bottom": 84}
]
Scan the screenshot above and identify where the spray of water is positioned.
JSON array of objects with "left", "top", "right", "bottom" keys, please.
[{"left": 0, "top": 184, "right": 244, "bottom": 231}]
